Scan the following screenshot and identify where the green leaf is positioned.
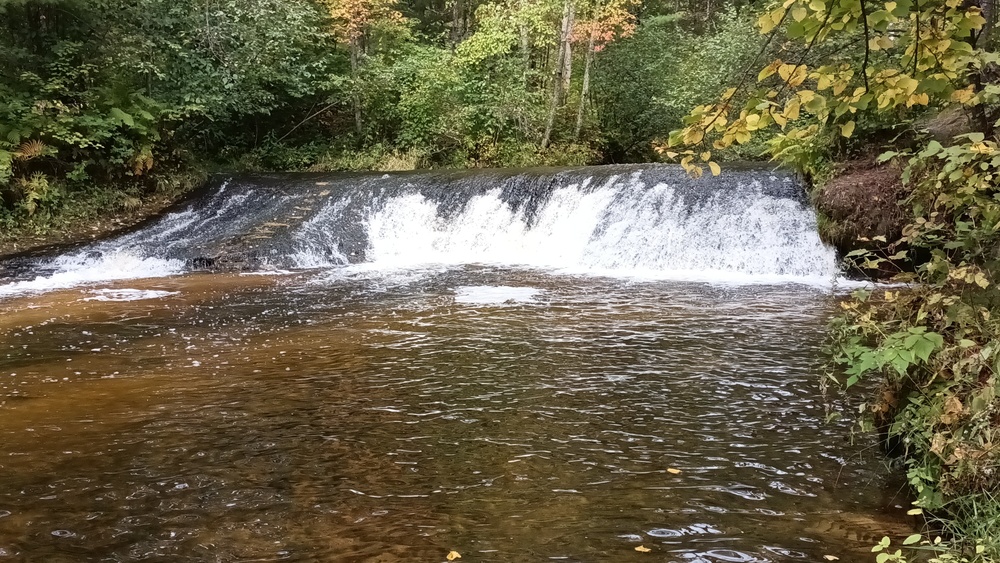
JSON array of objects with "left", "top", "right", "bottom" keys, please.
[
  {"left": 876, "top": 150, "right": 899, "bottom": 163},
  {"left": 903, "top": 534, "right": 921, "bottom": 545},
  {"left": 911, "top": 337, "right": 935, "bottom": 363},
  {"left": 110, "top": 107, "right": 135, "bottom": 127},
  {"left": 919, "top": 140, "right": 943, "bottom": 158},
  {"left": 924, "top": 332, "right": 944, "bottom": 348}
]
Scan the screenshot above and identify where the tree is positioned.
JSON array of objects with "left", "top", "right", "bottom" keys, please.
[
  {"left": 570, "top": 0, "right": 639, "bottom": 139},
  {"left": 667, "top": 0, "right": 995, "bottom": 177},
  {"left": 321, "top": 0, "right": 406, "bottom": 135}
]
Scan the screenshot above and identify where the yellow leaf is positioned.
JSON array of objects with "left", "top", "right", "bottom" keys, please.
[
  {"left": 792, "top": 6, "right": 807, "bottom": 20},
  {"left": 788, "top": 65, "right": 807, "bottom": 87},
  {"left": 664, "top": 151, "right": 678, "bottom": 159},
  {"left": 735, "top": 130, "right": 751, "bottom": 144},
  {"left": 840, "top": 120, "right": 855, "bottom": 137},
  {"left": 700, "top": 151, "right": 711, "bottom": 161},
  {"left": 683, "top": 127, "right": 705, "bottom": 145},
  {"left": 906, "top": 93, "right": 929, "bottom": 107},
  {"left": 970, "top": 142, "right": 995, "bottom": 155},
  {"left": 758, "top": 10, "right": 779, "bottom": 33},
  {"left": 447, "top": 551, "right": 462, "bottom": 561},
  {"left": 884, "top": 0, "right": 896, "bottom": 9},
  {"left": 897, "top": 76, "right": 919, "bottom": 95},
  {"left": 667, "top": 467, "right": 683, "bottom": 474},
  {"left": 772, "top": 111, "right": 787, "bottom": 128},
  {"left": 951, "top": 84, "right": 975, "bottom": 104},
  {"left": 758, "top": 60, "right": 782, "bottom": 82},
  {"left": 709, "top": 162, "right": 721, "bottom": 176},
  {"left": 823, "top": 556, "right": 840, "bottom": 561},
  {"left": 778, "top": 64, "right": 796, "bottom": 82},
  {"left": 635, "top": 545, "right": 652, "bottom": 553},
  {"left": 784, "top": 97, "right": 801, "bottom": 121}
]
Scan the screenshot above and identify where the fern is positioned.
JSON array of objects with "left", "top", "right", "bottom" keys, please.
[{"left": 15, "top": 139, "right": 46, "bottom": 160}]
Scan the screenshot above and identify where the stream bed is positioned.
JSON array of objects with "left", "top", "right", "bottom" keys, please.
[{"left": 0, "top": 266, "right": 911, "bottom": 562}]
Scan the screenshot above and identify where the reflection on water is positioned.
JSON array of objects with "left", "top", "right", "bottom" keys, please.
[{"left": 0, "top": 267, "right": 909, "bottom": 561}]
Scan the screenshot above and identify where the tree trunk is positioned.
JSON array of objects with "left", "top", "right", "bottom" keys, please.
[
  {"left": 541, "top": 0, "right": 574, "bottom": 148},
  {"left": 520, "top": 23, "right": 531, "bottom": 85},
  {"left": 541, "top": 45, "right": 565, "bottom": 148},
  {"left": 350, "top": 38, "right": 363, "bottom": 137},
  {"left": 450, "top": 0, "right": 463, "bottom": 47},
  {"left": 573, "top": 30, "right": 595, "bottom": 140},
  {"left": 560, "top": 1, "right": 575, "bottom": 104},
  {"left": 980, "top": 0, "right": 996, "bottom": 50}
]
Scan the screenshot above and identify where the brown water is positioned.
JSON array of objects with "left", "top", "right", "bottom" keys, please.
[{"left": 0, "top": 267, "right": 910, "bottom": 562}]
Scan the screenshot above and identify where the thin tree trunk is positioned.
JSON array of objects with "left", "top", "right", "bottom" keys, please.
[
  {"left": 450, "top": 0, "right": 463, "bottom": 47},
  {"left": 542, "top": 0, "right": 574, "bottom": 148},
  {"left": 573, "top": 30, "right": 595, "bottom": 140},
  {"left": 520, "top": 23, "right": 531, "bottom": 86},
  {"left": 541, "top": 43, "right": 565, "bottom": 148},
  {"left": 560, "top": 1, "right": 575, "bottom": 104},
  {"left": 350, "top": 38, "right": 363, "bottom": 137}
]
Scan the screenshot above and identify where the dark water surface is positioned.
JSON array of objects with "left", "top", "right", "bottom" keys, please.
[{"left": 0, "top": 267, "right": 910, "bottom": 562}]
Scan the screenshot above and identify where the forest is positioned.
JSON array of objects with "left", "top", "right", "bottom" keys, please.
[
  {"left": 0, "top": 0, "right": 764, "bottom": 234},
  {"left": 4, "top": 0, "right": 1000, "bottom": 559}
]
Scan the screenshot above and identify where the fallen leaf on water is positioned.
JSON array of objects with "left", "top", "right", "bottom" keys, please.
[
  {"left": 823, "top": 556, "right": 839, "bottom": 561},
  {"left": 446, "top": 551, "right": 461, "bottom": 560},
  {"left": 667, "top": 468, "right": 682, "bottom": 474},
  {"left": 635, "top": 545, "right": 651, "bottom": 553}
]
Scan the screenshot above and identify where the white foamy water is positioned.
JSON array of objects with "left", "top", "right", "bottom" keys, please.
[
  {"left": 454, "top": 285, "right": 542, "bottom": 305},
  {"left": 0, "top": 251, "right": 183, "bottom": 298},
  {"left": 1, "top": 166, "right": 848, "bottom": 297},
  {"left": 82, "top": 289, "right": 179, "bottom": 302},
  {"left": 359, "top": 176, "right": 839, "bottom": 285}
]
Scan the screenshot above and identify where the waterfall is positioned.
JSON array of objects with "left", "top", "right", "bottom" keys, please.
[{"left": 0, "top": 164, "right": 841, "bottom": 296}]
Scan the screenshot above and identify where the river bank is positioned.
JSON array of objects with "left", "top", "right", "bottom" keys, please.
[{"left": 0, "top": 189, "right": 186, "bottom": 260}]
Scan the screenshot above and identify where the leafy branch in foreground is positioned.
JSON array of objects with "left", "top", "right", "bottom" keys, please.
[
  {"left": 664, "top": 0, "right": 993, "bottom": 176},
  {"left": 666, "top": 0, "right": 1000, "bottom": 558}
]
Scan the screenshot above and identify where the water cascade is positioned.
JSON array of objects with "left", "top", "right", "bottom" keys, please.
[{"left": 0, "top": 164, "right": 839, "bottom": 295}]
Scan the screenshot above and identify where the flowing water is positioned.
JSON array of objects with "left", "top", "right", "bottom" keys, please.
[{"left": 0, "top": 165, "right": 911, "bottom": 561}]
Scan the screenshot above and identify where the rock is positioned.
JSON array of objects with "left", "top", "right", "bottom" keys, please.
[{"left": 918, "top": 106, "right": 975, "bottom": 143}]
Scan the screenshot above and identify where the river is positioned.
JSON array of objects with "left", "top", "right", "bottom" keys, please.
[{"left": 0, "top": 165, "right": 911, "bottom": 561}]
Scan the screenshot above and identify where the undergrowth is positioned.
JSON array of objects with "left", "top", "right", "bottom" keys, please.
[{"left": 829, "top": 133, "right": 1000, "bottom": 562}]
